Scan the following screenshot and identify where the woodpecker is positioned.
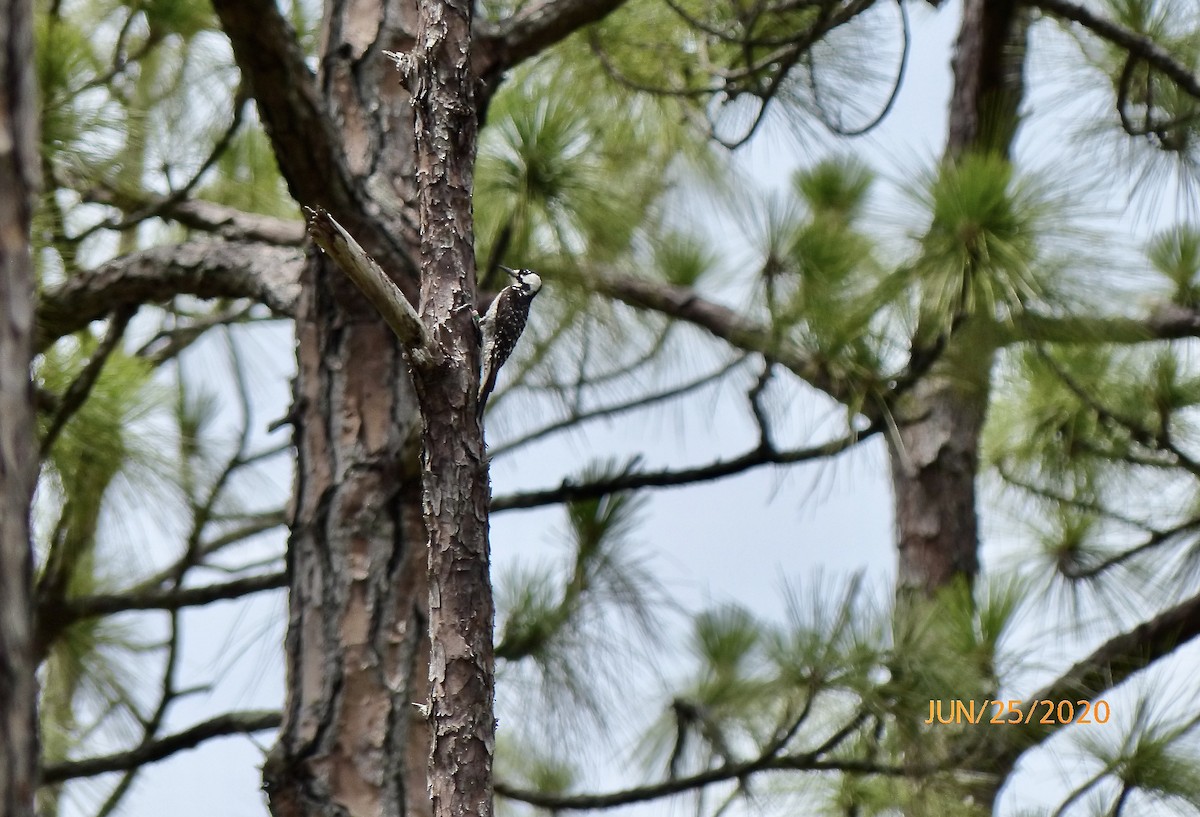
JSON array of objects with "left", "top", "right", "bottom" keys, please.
[{"left": 477, "top": 265, "right": 542, "bottom": 419}]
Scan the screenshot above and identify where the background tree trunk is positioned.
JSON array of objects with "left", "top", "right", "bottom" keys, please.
[
  {"left": 890, "top": 372, "right": 989, "bottom": 596},
  {"left": 890, "top": 0, "right": 1031, "bottom": 595},
  {"left": 0, "top": 0, "right": 41, "bottom": 815}
]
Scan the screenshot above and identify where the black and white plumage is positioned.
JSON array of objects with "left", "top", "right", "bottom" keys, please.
[{"left": 477, "top": 265, "right": 542, "bottom": 419}]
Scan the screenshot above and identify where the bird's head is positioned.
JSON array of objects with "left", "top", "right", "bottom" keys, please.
[{"left": 500, "top": 265, "right": 542, "bottom": 296}]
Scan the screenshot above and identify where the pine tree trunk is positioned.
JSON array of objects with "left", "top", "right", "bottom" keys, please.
[
  {"left": 408, "top": 2, "right": 496, "bottom": 815},
  {"left": 0, "top": 0, "right": 41, "bottom": 815},
  {"left": 258, "top": 0, "right": 498, "bottom": 813},
  {"left": 265, "top": 248, "right": 433, "bottom": 817},
  {"left": 890, "top": 372, "right": 988, "bottom": 596},
  {"left": 890, "top": 0, "right": 1030, "bottom": 595},
  {"left": 260, "top": 3, "right": 435, "bottom": 816}
]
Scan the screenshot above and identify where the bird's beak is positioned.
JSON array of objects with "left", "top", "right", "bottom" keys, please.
[{"left": 499, "top": 265, "right": 517, "bottom": 279}]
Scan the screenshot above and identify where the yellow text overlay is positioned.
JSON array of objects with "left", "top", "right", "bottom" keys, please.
[{"left": 925, "top": 699, "right": 1111, "bottom": 726}]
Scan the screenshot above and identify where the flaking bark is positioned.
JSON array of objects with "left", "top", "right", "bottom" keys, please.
[
  {"left": 240, "top": 3, "right": 433, "bottom": 816},
  {"left": 206, "top": 1, "right": 633, "bottom": 814},
  {"left": 408, "top": 2, "right": 497, "bottom": 816}
]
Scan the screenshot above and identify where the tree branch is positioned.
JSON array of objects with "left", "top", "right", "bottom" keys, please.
[
  {"left": 478, "top": 0, "right": 632, "bottom": 69},
  {"left": 305, "top": 208, "right": 431, "bottom": 362},
  {"left": 40, "top": 710, "right": 282, "bottom": 784},
  {"left": 594, "top": 272, "right": 845, "bottom": 402},
  {"left": 39, "top": 306, "right": 134, "bottom": 457},
  {"left": 135, "top": 304, "right": 260, "bottom": 366},
  {"left": 130, "top": 508, "right": 287, "bottom": 594},
  {"left": 491, "top": 424, "right": 880, "bottom": 512},
  {"left": 198, "top": 509, "right": 289, "bottom": 556},
  {"left": 489, "top": 355, "right": 749, "bottom": 458},
  {"left": 84, "top": 187, "right": 306, "bottom": 246},
  {"left": 54, "top": 571, "right": 286, "bottom": 623},
  {"left": 983, "top": 589, "right": 1200, "bottom": 775},
  {"left": 1035, "top": 345, "right": 1200, "bottom": 477},
  {"left": 1005, "top": 303, "right": 1200, "bottom": 348},
  {"left": 207, "top": 0, "right": 355, "bottom": 210},
  {"left": 1031, "top": 0, "right": 1200, "bottom": 104},
  {"left": 67, "top": 93, "right": 254, "bottom": 244},
  {"left": 207, "top": 0, "right": 419, "bottom": 278},
  {"left": 497, "top": 749, "right": 922, "bottom": 811},
  {"left": 1045, "top": 588, "right": 1200, "bottom": 700},
  {"left": 35, "top": 240, "right": 302, "bottom": 352},
  {"left": 93, "top": 610, "right": 185, "bottom": 817},
  {"left": 162, "top": 199, "right": 305, "bottom": 245}
]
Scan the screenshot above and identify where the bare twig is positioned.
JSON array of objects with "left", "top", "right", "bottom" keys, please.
[
  {"left": 747, "top": 363, "right": 775, "bottom": 452},
  {"left": 996, "top": 464, "right": 1200, "bottom": 580},
  {"left": 161, "top": 331, "right": 262, "bottom": 592},
  {"left": 130, "top": 507, "right": 287, "bottom": 593},
  {"left": 808, "top": 0, "right": 910, "bottom": 137},
  {"left": 41, "top": 710, "right": 282, "bottom": 784},
  {"left": 1036, "top": 346, "right": 1200, "bottom": 478},
  {"left": 57, "top": 572, "right": 286, "bottom": 622},
  {"left": 477, "top": 0, "right": 633, "bottom": 70},
  {"left": 305, "top": 207, "right": 432, "bottom": 363},
  {"left": 660, "top": 0, "right": 832, "bottom": 48},
  {"left": 491, "top": 423, "right": 881, "bottom": 512},
  {"left": 70, "top": 90, "right": 252, "bottom": 244},
  {"left": 489, "top": 356, "right": 749, "bottom": 458},
  {"left": 586, "top": 31, "right": 726, "bottom": 98},
  {"left": 136, "top": 304, "right": 260, "bottom": 366},
  {"left": 160, "top": 199, "right": 305, "bottom": 245},
  {"left": 82, "top": 188, "right": 306, "bottom": 246},
  {"left": 594, "top": 271, "right": 847, "bottom": 403},
  {"left": 1032, "top": 0, "right": 1200, "bottom": 104},
  {"left": 996, "top": 465, "right": 1155, "bottom": 532},
  {"left": 198, "top": 510, "right": 288, "bottom": 555},
  {"left": 40, "top": 307, "right": 135, "bottom": 458},
  {"left": 93, "top": 611, "right": 184, "bottom": 817},
  {"left": 497, "top": 734, "right": 928, "bottom": 811}
]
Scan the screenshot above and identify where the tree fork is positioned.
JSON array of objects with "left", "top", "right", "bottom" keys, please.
[
  {"left": 302, "top": 1, "right": 495, "bottom": 813},
  {"left": 308, "top": 184, "right": 495, "bottom": 816},
  {"left": 253, "top": 2, "right": 432, "bottom": 812},
  {"left": 239, "top": 0, "right": 634, "bottom": 811}
]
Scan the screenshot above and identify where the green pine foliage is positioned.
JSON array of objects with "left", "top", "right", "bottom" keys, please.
[
  {"left": 35, "top": 342, "right": 169, "bottom": 784},
  {"left": 473, "top": 53, "right": 722, "bottom": 413},
  {"left": 496, "top": 462, "right": 660, "bottom": 744},
  {"left": 910, "top": 154, "right": 1054, "bottom": 330},
  {"left": 1148, "top": 224, "right": 1200, "bottom": 306},
  {"left": 1067, "top": 0, "right": 1200, "bottom": 203},
  {"left": 771, "top": 157, "right": 887, "bottom": 379}
]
